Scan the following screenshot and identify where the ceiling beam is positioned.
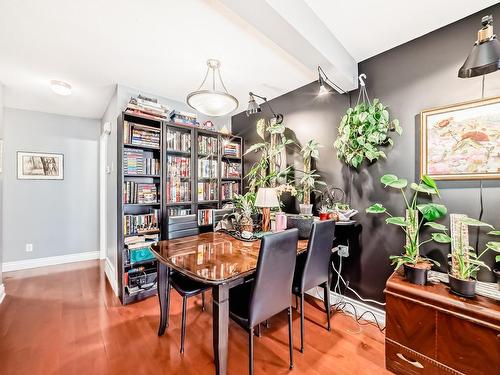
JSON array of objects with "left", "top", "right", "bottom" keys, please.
[{"left": 218, "top": 0, "right": 358, "bottom": 93}]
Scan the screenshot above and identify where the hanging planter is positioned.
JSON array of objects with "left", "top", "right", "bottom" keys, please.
[{"left": 334, "top": 74, "right": 402, "bottom": 169}]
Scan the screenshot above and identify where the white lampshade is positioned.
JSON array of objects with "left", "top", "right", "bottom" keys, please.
[{"left": 255, "top": 188, "right": 280, "bottom": 208}]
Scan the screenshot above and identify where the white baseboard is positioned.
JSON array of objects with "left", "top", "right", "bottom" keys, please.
[
  {"left": 105, "top": 257, "right": 119, "bottom": 296},
  {"left": 0, "top": 284, "right": 5, "bottom": 304},
  {"left": 2, "top": 251, "right": 100, "bottom": 272},
  {"left": 306, "top": 288, "right": 385, "bottom": 326}
]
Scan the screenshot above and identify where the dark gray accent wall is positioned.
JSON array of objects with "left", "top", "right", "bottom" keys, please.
[{"left": 232, "top": 4, "right": 500, "bottom": 305}]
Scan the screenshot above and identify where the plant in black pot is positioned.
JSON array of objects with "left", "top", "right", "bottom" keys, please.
[
  {"left": 448, "top": 217, "right": 499, "bottom": 297},
  {"left": 366, "top": 174, "right": 450, "bottom": 285}
]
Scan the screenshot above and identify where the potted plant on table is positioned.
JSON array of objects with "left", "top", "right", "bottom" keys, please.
[
  {"left": 233, "top": 192, "right": 257, "bottom": 233},
  {"left": 366, "top": 174, "right": 450, "bottom": 285}
]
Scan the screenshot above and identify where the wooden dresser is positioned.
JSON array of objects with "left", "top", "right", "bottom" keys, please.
[{"left": 385, "top": 273, "right": 500, "bottom": 374}]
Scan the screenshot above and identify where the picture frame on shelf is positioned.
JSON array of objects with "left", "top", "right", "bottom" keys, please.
[
  {"left": 17, "top": 151, "right": 64, "bottom": 180},
  {"left": 420, "top": 96, "right": 500, "bottom": 180}
]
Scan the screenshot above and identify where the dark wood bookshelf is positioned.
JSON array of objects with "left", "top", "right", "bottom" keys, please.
[{"left": 123, "top": 143, "right": 161, "bottom": 151}]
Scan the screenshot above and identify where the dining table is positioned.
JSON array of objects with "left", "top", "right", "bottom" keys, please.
[{"left": 151, "top": 231, "right": 309, "bottom": 375}]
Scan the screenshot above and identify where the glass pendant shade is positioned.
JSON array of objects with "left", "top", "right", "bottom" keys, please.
[
  {"left": 459, "top": 15, "right": 500, "bottom": 78},
  {"left": 187, "top": 59, "right": 238, "bottom": 116}
]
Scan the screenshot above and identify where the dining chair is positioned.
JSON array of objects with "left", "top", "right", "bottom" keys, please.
[
  {"left": 228, "top": 228, "right": 299, "bottom": 375},
  {"left": 292, "top": 220, "right": 336, "bottom": 353},
  {"left": 167, "top": 271, "right": 210, "bottom": 354}
]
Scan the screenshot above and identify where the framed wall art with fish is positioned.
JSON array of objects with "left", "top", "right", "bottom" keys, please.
[{"left": 420, "top": 96, "right": 500, "bottom": 180}]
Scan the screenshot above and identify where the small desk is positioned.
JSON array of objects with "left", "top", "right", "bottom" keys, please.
[{"left": 151, "top": 232, "right": 309, "bottom": 375}]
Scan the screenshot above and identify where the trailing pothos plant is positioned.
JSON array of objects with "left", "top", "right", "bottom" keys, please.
[
  {"left": 334, "top": 99, "right": 402, "bottom": 169},
  {"left": 366, "top": 174, "right": 450, "bottom": 270},
  {"left": 244, "top": 119, "right": 293, "bottom": 192}
]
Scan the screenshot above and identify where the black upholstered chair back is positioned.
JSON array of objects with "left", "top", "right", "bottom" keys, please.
[
  {"left": 249, "top": 228, "right": 299, "bottom": 327},
  {"left": 301, "top": 220, "right": 336, "bottom": 292}
]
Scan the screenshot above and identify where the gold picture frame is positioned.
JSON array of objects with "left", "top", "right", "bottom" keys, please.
[{"left": 420, "top": 96, "right": 500, "bottom": 180}]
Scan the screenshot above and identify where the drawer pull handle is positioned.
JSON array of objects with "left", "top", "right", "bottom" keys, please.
[{"left": 397, "top": 353, "right": 424, "bottom": 369}]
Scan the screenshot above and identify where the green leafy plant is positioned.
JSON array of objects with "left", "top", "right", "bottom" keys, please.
[
  {"left": 449, "top": 218, "right": 500, "bottom": 280},
  {"left": 366, "top": 174, "right": 449, "bottom": 270},
  {"left": 298, "top": 140, "right": 324, "bottom": 205},
  {"left": 334, "top": 99, "right": 402, "bottom": 169},
  {"left": 233, "top": 192, "right": 257, "bottom": 231}
]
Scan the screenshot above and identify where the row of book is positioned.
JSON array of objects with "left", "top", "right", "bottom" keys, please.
[
  {"left": 222, "top": 161, "right": 241, "bottom": 178},
  {"left": 167, "top": 156, "right": 190, "bottom": 178},
  {"left": 123, "top": 182, "right": 158, "bottom": 204},
  {"left": 168, "top": 207, "right": 191, "bottom": 216},
  {"left": 166, "top": 181, "right": 191, "bottom": 203},
  {"left": 125, "top": 95, "right": 169, "bottom": 120},
  {"left": 124, "top": 149, "right": 160, "bottom": 175},
  {"left": 222, "top": 142, "right": 241, "bottom": 158},
  {"left": 198, "top": 209, "right": 213, "bottom": 226},
  {"left": 198, "top": 159, "right": 218, "bottom": 179},
  {"left": 124, "top": 233, "right": 159, "bottom": 247},
  {"left": 170, "top": 110, "right": 198, "bottom": 126},
  {"left": 131, "top": 128, "right": 160, "bottom": 148},
  {"left": 198, "top": 135, "right": 218, "bottom": 155},
  {"left": 166, "top": 128, "right": 191, "bottom": 152},
  {"left": 197, "top": 181, "right": 217, "bottom": 201},
  {"left": 221, "top": 182, "right": 239, "bottom": 200},
  {"left": 123, "top": 210, "right": 160, "bottom": 236}
]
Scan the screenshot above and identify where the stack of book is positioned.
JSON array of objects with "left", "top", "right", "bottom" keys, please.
[
  {"left": 124, "top": 233, "right": 159, "bottom": 247},
  {"left": 130, "top": 127, "right": 160, "bottom": 148},
  {"left": 198, "top": 209, "right": 213, "bottom": 226},
  {"left": 167, "top": 128, "right": 191, "bottom": 152},
  {"left": 123, "top": 182, "right": 158, "bottom": 204},
  {"left": 198, "top": 135, "right": 217, "bottom": 155},
  {"left": 144, "top": 157, "right": 160, "bottom": 175},
  {"left": 167, "top": 156, "right": 190, "bottom": 177},
  {"left": 168, "top": 207, "right": 191, "bottom": 216},
  {"left": 221, "top": 182, "right": 239, "bottom": 200},
  {"left": 166, "top": 181, "right": 191, "bottom": 203},
  {"left": 170, "top": 110, "right": 198, "bottom": 126},
  {"left": 123, "top": 210, "right": 159, "bottom": 236},
  {"left": 222, "top": 142, "right": 241, "bottom": 157},
  {"left": 124, "top": 149, "right": 144, "bottom": 175},
  {"left": 125, "top": 95, "right": 170, "bottom": 120},
  {"left": 197, "top": 181, "right": 217, "bottom": 201},
  {"left": 222, "top": 161, "right": 241, "bottom": 178},
  {"left": 198, "top": 159, "right": 218, "bottom": 179}
]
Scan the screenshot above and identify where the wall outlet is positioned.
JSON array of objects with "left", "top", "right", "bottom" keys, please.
[
  {"left": 338, "top": 245, "right": 349, "bottom": 257},
  {"left": 26, "top": 243, "right": 33, "bottom": 252}
]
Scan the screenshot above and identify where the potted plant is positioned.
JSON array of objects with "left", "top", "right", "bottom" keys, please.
[
  {"left": 319, "top": 206, "right": 330, "bottom": 221},
  {"left": 298, "top": 140, "right": 323, "bottom": 214},
  {"left": 448, "top": 217, "right": 499, "bottom": 297},
  {"left": 366, "top": 174, "right": 450, "bottom": 285},
  {"left": 233, "top": 192, "right": 257, "bottom": 233}
]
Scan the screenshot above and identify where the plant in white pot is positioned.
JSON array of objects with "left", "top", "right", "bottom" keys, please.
[
  {"left": 297, "top": 140, "right": 325, "bottom": 214},
  {"left": 366, "top": 174, "right": 450, "bottom": 285}
]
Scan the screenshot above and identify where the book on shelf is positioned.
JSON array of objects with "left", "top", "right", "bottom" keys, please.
[
  {"left": 124, "top": 233, "right": 159, "bottom": 246},
  {"left": 222, "top": 141, "right": 241, "bottom": 157},
  {"left": 166, "top": 181, "right": 191, "bottom": 203},
  {"left": 168, "top": 207, "right": 191, "bottom": 216},
  {"left": 167, "top": 155, "right": 190, "bottom": 178},
  {"left": 123, "top": 149, "right": 159, "bottom": 175},
  {"left": 125, "top": 95, "right": 170, "bottom": 120},
  {"left": 198, "top": 159, "right": 218, "bottom": 179},
  {"left": 198, "top": 209, "right": 213, "bottom": 226},
  {"left": 221, "top": 181, "right": 239, "bottom": 200},
  {"left": 197, "top": 181, "right": 217, "bottom": 201},
  {"left": 166, "top": 128, "right": 191, "bottom": 152},
  {"left": 170, "top": 110, "right": 198, "bottom": 126},
  {"left": 123, "top": 209, "right": 160, "bottom": 236},
  {"left": 198, "top": 135, "right": 217, "bottom": 156},
  {"left": 222, "top": 161, "right": 241, "bottom": 178},
  {"left": 123, "top": 182, "right": 159, "bottom": 204},
  {"left": 131, "top": 128, "right": 160, "bottom": 148}
]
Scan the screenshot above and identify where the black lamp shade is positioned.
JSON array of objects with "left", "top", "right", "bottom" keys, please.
[{"left": 459, "top": 36, "right": 500, "bottom": 78}]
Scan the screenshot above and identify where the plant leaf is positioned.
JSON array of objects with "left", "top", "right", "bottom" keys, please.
[
  {"left": 386, "top": 217, "right": 407, "bottom": 226},
  {"left": 488, "top": 231, "right": 500, "bottom": 236},
  {"left": 410, "top": 182, "right": 437, "bottom": 195},
  {"left": 244, "top": 142, "right": 266, "bottom": 155},
  {"left": 486, "top": 241, "right": 500, "bottom": 252},
  {"left": 366, "top": 203, "right": 386, "bottom": 214},
  {"left": 380, "top": 174, "right": 407, "bottom": 189},
  {"left": 424, "top": 222, "right": 447, "bottom": 231},
  {"left": 431, "top": 233, "right": 452, "bottom": 243},
  {"left": 416, "top": 203, "right": 447, "bottom": 221},
  {"left": 461, "top": 217, "right": 494, "bottom": 229}
]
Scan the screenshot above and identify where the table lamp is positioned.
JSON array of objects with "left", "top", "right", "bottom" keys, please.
[{"left": 255, "top": 187, "right": 280, "bottom": 232}]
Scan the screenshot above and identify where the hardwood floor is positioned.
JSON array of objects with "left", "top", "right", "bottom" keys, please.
[{"left": 0, "top": 260, "right": 389, "bottom": 375}]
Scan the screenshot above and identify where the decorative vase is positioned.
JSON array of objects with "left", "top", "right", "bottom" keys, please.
[
  {"left": 286, "top": 214, "right": 314, "bottom": 239},
  {"left": 299, "top": 204, "right": 313, "bottom": 215},
  {"left": 275, "top": 212, "right": 287, "bottom": 232},
  {"left": 448, "top": 274, "right": 476, "bottom": 298},
  {"left": 319, "top": 212, "right": 329, "bottom": 221},
  {"left": 403, "top": 264, "right": 428, "bottom": 285}
]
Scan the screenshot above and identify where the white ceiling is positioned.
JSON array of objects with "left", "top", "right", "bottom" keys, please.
[{"left": 0, "top": 0, "right": 496, "bottom": 119}]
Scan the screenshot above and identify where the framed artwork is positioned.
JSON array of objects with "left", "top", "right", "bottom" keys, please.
[
  {"left": 17, "top": 151, "right": 64, "bottom": 180},
  {"left": 420, "top": 96, "right": 500, "bottom": 180}
]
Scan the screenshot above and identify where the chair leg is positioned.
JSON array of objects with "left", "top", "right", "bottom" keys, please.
[
  {"left": 324, "top": 282, "right": 331, "bottom": 331},
  {"left": 295, "top": 294, "right": 299, "bottom": 311},
  {"left": 201, "top": 291, "right": 206, "bottom": 312},
  {"left": 300, "top": 293, "right": 305, "bottom": 353},
  {"left": 288, "top": 307, "right": 294, "bottom": 369},
  {"left": 166, "top": 285, "right": 171, "bottom": 329},
  {"left": 180, "top": 296, "right": 187, "bottom": 354},
  {"left": 264, "top": 320, "right": 270, "bottom": 328},
  {"left": 249, "top": 328, "right": 254, "bottom": 375},
  {"left": 255, "top": 324, "right": 261, "bottom": 337}
]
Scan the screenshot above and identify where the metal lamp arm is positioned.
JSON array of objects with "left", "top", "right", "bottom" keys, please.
[{"left": 249, "top": 91, "right": 283, "bottom": 123}]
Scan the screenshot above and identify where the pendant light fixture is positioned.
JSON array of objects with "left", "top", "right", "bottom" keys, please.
[
  {"left": 186, "top": 59, "right": 238, "bottom": 117},
  {"left": 458, "top": 15, "right": 500, "bottom": 78}
]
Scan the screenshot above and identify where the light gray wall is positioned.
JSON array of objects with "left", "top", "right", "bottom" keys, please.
[
  {"left": 3, "top": 108, "right": 100, "bottom": 262},
  {"left": 0, "top": 83, "right": 4, "bottom": 285}
]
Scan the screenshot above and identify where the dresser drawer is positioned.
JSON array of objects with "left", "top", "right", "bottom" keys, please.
[{"left": 386, "top": 340, "right": 459, "bottom": 375}]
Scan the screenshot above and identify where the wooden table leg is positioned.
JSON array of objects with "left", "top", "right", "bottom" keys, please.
[
  {"left": 157, "top": 262, "right": 170, "bottom": 336},
  {"left": 212, "top": 283, "right": 229, "bottom": 375}
]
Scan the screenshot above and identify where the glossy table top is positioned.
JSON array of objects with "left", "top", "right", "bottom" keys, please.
[{"left": 151, "top": 232, "right": 309, "bottom": 284}]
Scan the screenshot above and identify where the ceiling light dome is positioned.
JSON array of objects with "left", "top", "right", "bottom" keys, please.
[
  {"left": 50, "top": 80, "right": 72, "bottom": 96},
  {"left": 187, "top": 59, "right": 238, "bottom": 117}
]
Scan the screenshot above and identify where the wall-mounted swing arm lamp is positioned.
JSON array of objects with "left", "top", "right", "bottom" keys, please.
[
  {"left": 317, "top": 66, "right": 348, "bottom": 96},
  {"left": 246, "top": 92, "right": 284, "bottom": 124}
]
